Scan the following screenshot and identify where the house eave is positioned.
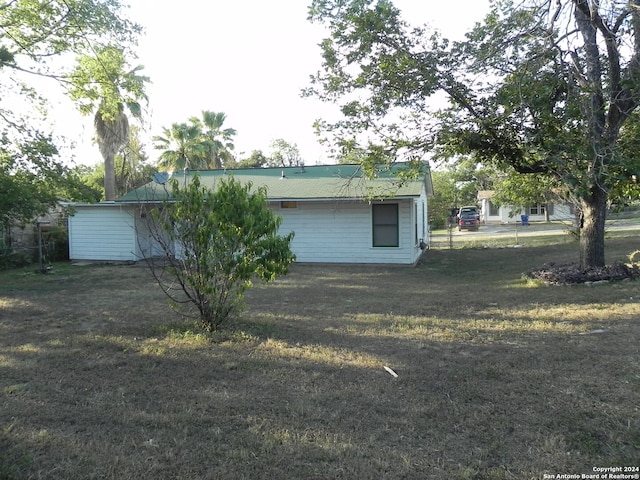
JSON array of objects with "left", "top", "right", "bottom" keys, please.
[{"left": 65, "top": 195, "right": 423, "bottom": 209}]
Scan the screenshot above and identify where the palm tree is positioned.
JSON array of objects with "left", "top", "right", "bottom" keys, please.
[
  {"left": 94, "top": 105, "right": 129, "bottom": 200},
  {"left": 191, "top": 111, "right": 237, "bottom": 169},
  {"left": 153, "top": 122, "right": 209, "bottom": 171},
  {"left": 69, "top": 46, "right": 148, "bottom": 200}
]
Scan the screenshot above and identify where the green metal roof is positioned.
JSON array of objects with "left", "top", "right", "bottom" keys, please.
[{"left": 117, "top": 162, "right": 432, "bottom": 203}]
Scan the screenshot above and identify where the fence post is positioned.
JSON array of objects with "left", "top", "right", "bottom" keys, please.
[{"left": 37, "top": 221, "right": 50, "bottom": 273}]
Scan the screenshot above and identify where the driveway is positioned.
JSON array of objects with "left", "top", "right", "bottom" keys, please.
[{"left": 431, "top": 219, "right": 640, "bottom": 242}]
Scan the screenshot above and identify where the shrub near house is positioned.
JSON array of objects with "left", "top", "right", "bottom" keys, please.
[{"left": 147, "top": 175, "right": 296, "bottom": 331}]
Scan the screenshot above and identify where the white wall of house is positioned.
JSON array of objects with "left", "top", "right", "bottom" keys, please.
[
  {"left": 547, "top": 203, "right": 573, "bottom": 221},
  {"left": 480, "top": 199, "right": 574, "bottom": 224},
  {"left": 68, "top": 206, "right": 138, "bottom": 261},
  {"left": 69, "top": 195, "right": 428, "bottom": 265},
  {"left": 136, "top": 210, "right": 172, "bottom": 259},
  {"left": 271, "top": 198, "right": 424, "bottom": 264}
]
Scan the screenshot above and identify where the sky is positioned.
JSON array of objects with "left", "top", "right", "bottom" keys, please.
[{"left": 61, "top": 0, "right": 491, "bottom": 167}]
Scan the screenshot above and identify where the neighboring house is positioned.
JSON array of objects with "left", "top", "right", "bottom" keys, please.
[
  {"left": 1, "top": 208, "right": 68, "bottom": 265},
  {"left": 477, "top": 190, "right": 576, "bottom": 224},
  {"left": 67, "top": 163, "right": 434, "bottom": 265}
]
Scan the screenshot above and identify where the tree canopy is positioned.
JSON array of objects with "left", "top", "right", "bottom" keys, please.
[
  {"left": 268, "top": 138, "right": 304, "bottom": 167},
  {"left": 0, "top": 133, "right": 97, "bottom": 230},
  {"left": 235, "top": 150, "right": 270, "bottom": 168},
  {"left": 79, "top": 125, "right": 154, "bottom": 199},
  {"left": 233, "top": 140, "right": 306, "bottom": 169},
  {"left": 307, "top": 0, "right": 640, "bottom": 268},
  {"left": 0, "top": 0, "right": 144, "bottom": 220},
  {"left": 193, "top": 111, "right": 237, "bottom": 169},
  {"left": 154, "top": 111, "right": 237, "bottom": 170},
  {"left": 1, "top": 0, "right": 142, "bottom": 136},
  {"left": 68, "top": 46, "right": 149, "bottom": 200}
]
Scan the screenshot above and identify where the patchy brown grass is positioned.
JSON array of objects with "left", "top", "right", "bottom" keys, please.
[{"left": 1, "top": 233, "right": 639, "bottom": 479}]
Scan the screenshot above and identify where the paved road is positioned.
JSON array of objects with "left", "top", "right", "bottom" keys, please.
[{"left": 432, "top": 219, "right": 640, "bottom": 240}]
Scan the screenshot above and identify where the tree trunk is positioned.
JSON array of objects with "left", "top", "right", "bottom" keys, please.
[
  {"left": 104, "top": 153, "right": 116, "bottom": 201},
  {"left": 95, "top": 109, "right": 128, "bottom": 202},
  {"left": 579, "top": 186, "right": 607, "bottom": 269}
]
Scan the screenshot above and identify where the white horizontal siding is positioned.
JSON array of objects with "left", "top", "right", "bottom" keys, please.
[
  {"left": 69, "top": 196, "right": 426, "bottom": 265},
  {"left": 549, "top": 204, "right": 573, "bottom": 221},
  {"left": 480, "top": 200, "right": 575, "bottom": 223},
  {"left": 271, "top": 199, "right": 418, "bottom": 264},
  {"left": 69, "top": 207, "right": 137, "bottom": 261}
]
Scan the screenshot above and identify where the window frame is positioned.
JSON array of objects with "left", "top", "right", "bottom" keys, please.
[
  {"left": 372, "top": 203, "right": 399, "bottom": 247},
  {"left": 529, "top": 204, "right": 546, "bottom": 215}
]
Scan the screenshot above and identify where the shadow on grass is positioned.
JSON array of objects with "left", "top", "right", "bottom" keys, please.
[
  {"left": 0, "top": 432, "right": 30, "bottom": 480},
  {"left": 3, "top": 318, "right": 637, "bottom": 478},
  {"left": 1, "top": 238, "right": 639, "bottom": 478}
]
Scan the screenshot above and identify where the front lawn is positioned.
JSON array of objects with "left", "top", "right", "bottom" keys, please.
[{"left": 1, "top": 234, "right": 639, "bottom": 479}]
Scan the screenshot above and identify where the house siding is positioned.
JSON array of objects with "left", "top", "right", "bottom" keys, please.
[
  {"left": 418, "top": 190, "right": 428, "bottom": 246},
  {"left": 136, "top": 212, "right": 172, "bottom": 259},
  {"left": 272, "top": 199, "right": 421, "bottom": 264},
  {"left": 480, "top": 199, "right": 574, "bottom": 224},
  {"left": 548, "top": 204, "right": 573, "bottom": 221},
  {"left": 67, "top": 179, "right": 430, "bottom": 265},
  {"left": 69, "top": 206, "right": 137, "bottom": 261}
]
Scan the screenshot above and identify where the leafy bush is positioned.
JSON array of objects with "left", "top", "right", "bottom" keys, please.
[
  {"left": 146, "top": 175, "right": 295, "bottom": 331},
  {"left": 41, "top": 226, "right": 69, "bottom": 262}
]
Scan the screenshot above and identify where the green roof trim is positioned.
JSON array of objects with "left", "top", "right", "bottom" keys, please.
[{"left": 117, "top": 162, "right": 432, "bottom": 203}]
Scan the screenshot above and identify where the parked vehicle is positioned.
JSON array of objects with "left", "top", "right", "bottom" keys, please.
[
  {"left": 458, "top": 211, "right": 479, "bottom": 231},
  {"left": 458, "top": 205, "right": 480, "bottom": 220}
]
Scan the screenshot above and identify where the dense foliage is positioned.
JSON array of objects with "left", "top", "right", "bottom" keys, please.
[
  {"left": 307, "top": 0, "right": 640, "bottom": 268},
  {"left": 68, "top": 46, "right": 149, "bottom": 200},
  {"left": 0, "top": 0, "right": 144, "bottom": 211},
  {"left": 0, "top": 134, "right": 97, "bottom": 230},
  {"left": 147, "top": 175, "right": 295, "bottom": 330},
  {"left": 154, "top": 111, "right": 237, "bottom": 170}
]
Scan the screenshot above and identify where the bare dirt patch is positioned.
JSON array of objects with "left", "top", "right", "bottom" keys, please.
[{"left": 1, "top": 236, "right": 639, "bottom": 479}]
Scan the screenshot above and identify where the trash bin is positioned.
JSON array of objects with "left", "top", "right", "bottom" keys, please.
[{"left": 520, "top": 214, "right": 529, "bottom": 226}]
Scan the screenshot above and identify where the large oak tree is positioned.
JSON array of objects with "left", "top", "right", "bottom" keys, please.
[{"left": 307, "top": 0, "right": 640, "bottom": 268}]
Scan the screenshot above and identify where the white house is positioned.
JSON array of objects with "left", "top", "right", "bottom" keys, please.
[
  {"left": 477, "top": 190, "right": 576, "bottom": 224},
  {"left": 68, "top": 163, "right": 434, "bottom": 265}
]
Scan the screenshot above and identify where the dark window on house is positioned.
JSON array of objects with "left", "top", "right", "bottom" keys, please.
[
  {"left": 489, "top": 201, "right": 499, "bottom": 216},
  {"left": 529, "top": 204, "right": 545, "bottom": 215},
  {"left": 372, "top": 203, "right": 399, "bottom": 247},
  {"left": 280, "top": 201, "right": 298, "bottom": 209}
]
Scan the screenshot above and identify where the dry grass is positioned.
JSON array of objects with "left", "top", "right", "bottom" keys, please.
[{"left": 1, "top": 232, "right": 639, "bottom": 479}]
